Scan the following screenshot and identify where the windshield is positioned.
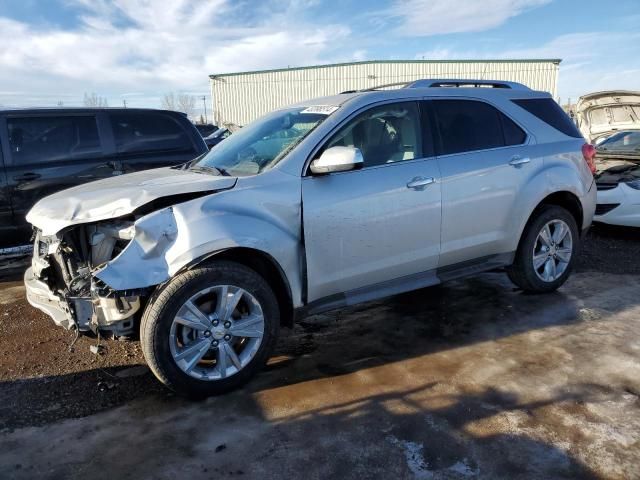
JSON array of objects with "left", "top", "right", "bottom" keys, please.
[
  {"left": 191, "top": 107, "right": 332, "bottom": 176},
  {"left": 597, "top": 131, "right": 640, "bottom": 152}
]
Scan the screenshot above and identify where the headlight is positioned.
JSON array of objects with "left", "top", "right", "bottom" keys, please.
[{"left": 626, "top": 179, "right": 640, "bottom": 190}]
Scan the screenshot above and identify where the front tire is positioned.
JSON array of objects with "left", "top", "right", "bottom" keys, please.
[
  {"left": 507, "top": 205, "right": 579, "bottom": 293},
  {"left": 140, "top": 261, "right": 280, "bottom": 397}
]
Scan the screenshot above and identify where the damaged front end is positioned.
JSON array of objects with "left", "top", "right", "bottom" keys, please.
[
  {"left": 26, "top": 219, "right": 146, "bottom": 336},
  {"left": 23, "top": 167, "right": 239, "bottom": 336}
]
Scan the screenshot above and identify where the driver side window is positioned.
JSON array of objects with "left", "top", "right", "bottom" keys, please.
[{"left": 325, "top": 102, "right": 422, "bottom": 168}]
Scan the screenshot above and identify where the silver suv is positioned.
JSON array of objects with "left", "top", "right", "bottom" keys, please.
[{"left": 25, "top": 79, "right": 597, "bottom": 396}]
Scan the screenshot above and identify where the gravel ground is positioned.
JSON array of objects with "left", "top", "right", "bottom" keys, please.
[
  {"left": 576, "top": 223, "right": 640, "bottom": 275},
  {"left": 0, "top": 224, "right": 638, "bottom": 430},
  {"left": 0, "top": 224, "right": 638, "bottom": 479}
]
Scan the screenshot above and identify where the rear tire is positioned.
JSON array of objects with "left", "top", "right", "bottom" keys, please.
[
  {"left": 140, "top": 261, "right": 280, "bottom": 397},
  {"left": 507, "top": 205, "right": 579, "bottom": 293}
]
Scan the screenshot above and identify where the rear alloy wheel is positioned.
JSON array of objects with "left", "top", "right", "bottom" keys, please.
[
  {"left": 141, "top": 262, "right": 279, "bottom": 397},
  {"left": 507, "top": 205, "right": 579, "bottom": 293},
  {"left": 532, "top": 219, "right": 573, "bottom": 283}
]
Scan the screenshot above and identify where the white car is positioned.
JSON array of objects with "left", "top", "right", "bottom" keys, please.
[
  {"left": 595, "top": 163, "right": 640, "bottom": 227},
  {"left": 576, "top": 91, "right": 640, "bottom": 144},
  {"left": 593, "top": 131, "right": 640, "bottom": 227}
]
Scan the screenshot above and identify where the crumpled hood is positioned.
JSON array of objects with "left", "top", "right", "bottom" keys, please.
[{"left": 27, "top": 167, "right": 236, "bottom": 236}]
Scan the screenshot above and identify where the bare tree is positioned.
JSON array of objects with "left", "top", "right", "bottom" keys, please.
[
  {"left": 161, "top": 92, "right": 176, "bottom": 111},
  {"left": 161, "top": 92, "right": 197, "bottom": 119},
  {"left": 177, "top": 94, "right": 196, "bottom": 119},
  {"left": 83, "top": 92, "right": 108, "bottom": 107}
]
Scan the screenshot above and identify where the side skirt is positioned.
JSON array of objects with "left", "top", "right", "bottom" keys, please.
[{"left": 297, "top": 251, "right": 515, "bottom": 319}]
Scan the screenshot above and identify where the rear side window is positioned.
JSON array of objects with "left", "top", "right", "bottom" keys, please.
[
  {"left": 110, "top": 113, "right": 193, "bottom": 155},
  {"left": 434, "top": 100, "right": 522, "bottom": 155},
  {"left": 501, "top": 113, "right": 527, "bottom": 145},
  {"left": 7, "top": 116, "right": 101, "bottom": 165},
  {"left": 512, "top": 98, "right": 582, "bottom": 138}
]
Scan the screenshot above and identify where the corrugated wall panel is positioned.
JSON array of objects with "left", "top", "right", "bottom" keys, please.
[{"left": 210, "top": 60, "right": 559, "bottom": 127}]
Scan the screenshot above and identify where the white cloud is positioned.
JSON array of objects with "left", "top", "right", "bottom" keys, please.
[
  {"left": 0, "top": 0, "right": 352, "bottom": 108},
  {"left": 384, "top": 0, "right": 550, "bottom": 36}
]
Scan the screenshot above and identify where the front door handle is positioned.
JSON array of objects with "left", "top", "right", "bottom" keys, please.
[
  {"left": 407, "top": 176, "right": 435, "bottom": 190},
  {"left": 509, "top": 155, "right": 531, "bottom": 166},
  {"left": 13, "top": 172, "right": 41, "bottom": 182}
]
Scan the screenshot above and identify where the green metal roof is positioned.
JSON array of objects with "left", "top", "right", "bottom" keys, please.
[{"left": 209, "top": 59, "right": 562, "bottom": 79}]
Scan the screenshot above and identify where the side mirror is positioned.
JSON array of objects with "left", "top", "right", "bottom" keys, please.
[{"left": 309, "top": 146, "right": 364, "bottom": 175}]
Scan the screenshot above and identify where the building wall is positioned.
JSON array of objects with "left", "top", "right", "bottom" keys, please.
[{"left": 210, "top": 60, "right": 560, "bottom": 127}]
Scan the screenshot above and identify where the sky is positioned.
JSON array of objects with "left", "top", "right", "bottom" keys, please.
[{"left": 0, "top": 0, "right": 638, "bottom": 116}]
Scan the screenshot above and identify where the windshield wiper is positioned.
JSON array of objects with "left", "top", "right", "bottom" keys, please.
[{"left": 189, "top": 165, "right": 231, "bottom": 176}]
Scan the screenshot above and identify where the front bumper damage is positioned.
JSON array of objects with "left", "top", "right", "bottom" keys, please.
[
  {"left": 25, "top": 224, "right": 146, "bottom": 336},
  {"left": 25, "top": 266, "right": 142, "bottom": 335},
  {"left": 25, "top": 267, "right": 75, "bottom": 329}
]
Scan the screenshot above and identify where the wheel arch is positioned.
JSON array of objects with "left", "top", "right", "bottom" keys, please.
[
  {"left": 535, "top": 191, "right": 583, "bottom": 231},
  {"left": 515, "top": 190, "right": 584, "bottom": 255},
  {"left": 183, "top": 247, "right": 295, "bottom": 328}
]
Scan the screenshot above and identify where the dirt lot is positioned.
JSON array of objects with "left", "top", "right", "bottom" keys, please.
[{"left": 0, "top": 224, "right": 639, "bottom": 479}]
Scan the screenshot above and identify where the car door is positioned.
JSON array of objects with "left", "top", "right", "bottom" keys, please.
[
  {"left": 302, "top": 101, "right": 442, "bottom": 304},
  {"left": 108, "top": 111, "right": 201, "bottom": 173},
  {"left": 431, "top": 98, "right": 539, "bottom": 268},
  {"left": 0, "top": 125, "right": 15, "bottom": 248},
  {"left": 3, "top": 113, "right": 114, "bottom": 243}
]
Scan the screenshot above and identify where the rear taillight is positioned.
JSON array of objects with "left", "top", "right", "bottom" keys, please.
[{"left": 582, "top": 143, "right": 597, "bottom": 174}]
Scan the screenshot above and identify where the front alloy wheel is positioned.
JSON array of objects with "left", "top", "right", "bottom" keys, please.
[
  {"left": 170, "top": 285, "right": 265, "bottom": 381},
  {"left": 141, "top": 261, "right": 280, "bottom": 397}
]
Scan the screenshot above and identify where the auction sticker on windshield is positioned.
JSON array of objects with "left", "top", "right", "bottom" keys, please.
[{"left": 301, "top": 105, "right": 339, "bottom": 115}]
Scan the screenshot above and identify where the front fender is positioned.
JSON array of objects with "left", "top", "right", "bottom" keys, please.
[{"left": 95, "top": 175, "right": 303, "bottom": 307}]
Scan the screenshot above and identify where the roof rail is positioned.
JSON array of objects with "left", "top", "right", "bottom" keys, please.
[
  {"left": 339, "top": 79, "right": 532, "bottom": 95},
  {"left": 406, "top": 79, "right": 531, "bottom": 90}
]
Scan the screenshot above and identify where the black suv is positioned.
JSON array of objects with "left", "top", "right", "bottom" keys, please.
[{"left": 0, "top": 108, "right": 207, "bottom": 248}]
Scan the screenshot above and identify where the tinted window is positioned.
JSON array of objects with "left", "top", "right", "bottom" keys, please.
[
  {"left": 512, "top": 98, "right": 582, "bottom": 138},
  {"left": 501, "top": 113, "right": 527, "bottom": 145},
  {"left": 325, "top": 102, "right": 422, "bottom": 167},
  {"left": 8, "top": 116, "right": 101, "bottom": 165},
  {"left": 433, "top": 100, "right": 504, "bottom": 155},
  {"left": 110, "top": 113, "right": 193, "bottom": 154}
]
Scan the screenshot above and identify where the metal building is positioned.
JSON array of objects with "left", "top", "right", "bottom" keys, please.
[{"left": 209, "top": 59, "right": 561, "bottom": 127}]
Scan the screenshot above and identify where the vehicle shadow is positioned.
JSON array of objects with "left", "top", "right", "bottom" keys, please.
[
  {"left": 0, "top": 379, "right": 604, "bottom": 479},
  {"left": 2, "top": 267, "right": 637, "bottom": 477},
  {"left": 2, "top": 269, "right": 638, "bottom": 432}
]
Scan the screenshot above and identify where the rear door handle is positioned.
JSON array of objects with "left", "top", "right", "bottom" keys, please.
[
  {"left": 13, "top": 172, "right": 41, "bottom": 181},
  {"left": 407, "top": 176, "right": 435, "bottom": 190},
  {"left": 509, "top": 156, "right": 531, "bottom": 166}
]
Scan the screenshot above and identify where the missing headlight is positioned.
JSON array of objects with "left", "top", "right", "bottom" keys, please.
[{"left": 89, "top": 221, "right": 135, "bottom": 266}]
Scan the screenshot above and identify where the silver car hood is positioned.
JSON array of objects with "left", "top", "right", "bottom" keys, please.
[{"left": 27, "top": 167, "right": 237, "bottom": 236}]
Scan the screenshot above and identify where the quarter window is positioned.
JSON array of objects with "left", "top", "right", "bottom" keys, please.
[
  {"left": 8, "top": 116, "right": 101, "bottom": 165},
  {"left": 512, "top": 98, "right": 582, "bottom": 138},
  {"left": 110, "top": 113, "right": 193, "bottom": 155},
  {"left": 324, "top": 102, "right": 422, "bottom": 168}
]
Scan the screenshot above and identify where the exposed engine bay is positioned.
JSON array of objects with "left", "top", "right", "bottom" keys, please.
[
  {"left": 596, "top": 162, "right": 640, "bottom": 186},
  {"left": 31, "top": 218, "right": 146, "bottom": 336}
]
